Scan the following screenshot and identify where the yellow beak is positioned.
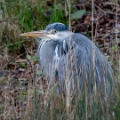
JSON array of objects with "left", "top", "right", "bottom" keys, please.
[{"left": 20, "top": 30, "right": 47, "bottom": 37}]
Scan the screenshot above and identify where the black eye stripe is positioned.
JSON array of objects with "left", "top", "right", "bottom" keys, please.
[{"left": 45, "top": 23, "right": 68, "bottom": 31}]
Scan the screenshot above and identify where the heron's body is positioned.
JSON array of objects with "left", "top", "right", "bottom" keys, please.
[
  {"left": 38, "top": 32, "right": 113, "bottom": 95},
  {"left": 21, "top": 23, "right": 114, "bottom": 97}
]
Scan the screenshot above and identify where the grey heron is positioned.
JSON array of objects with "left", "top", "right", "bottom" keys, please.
[{"left": 20, "top": 22, "right": 114, "bottom": 97}]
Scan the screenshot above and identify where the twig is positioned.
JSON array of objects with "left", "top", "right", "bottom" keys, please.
[
  {"left": 104, "top": 2, "right": 119, "bottom": 6},
  {"left": 95, "top": 5, "right": 106, "bottom": 14}
]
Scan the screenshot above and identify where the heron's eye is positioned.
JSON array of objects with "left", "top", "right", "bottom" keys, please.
[
  {"left": 48, "top": 29, "right": 58, "bottom": 34},
  {"left": 54, "top": 30, "right": 57, "bottom": 33}
]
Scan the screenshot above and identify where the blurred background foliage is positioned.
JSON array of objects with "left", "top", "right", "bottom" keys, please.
[{"left": 0, "top": 0, "right": 70, "bottom": 56}]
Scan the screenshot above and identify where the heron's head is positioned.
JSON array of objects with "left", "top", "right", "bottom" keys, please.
[{"left": 20, "top": 23, "right": 72, "bottom": 40}]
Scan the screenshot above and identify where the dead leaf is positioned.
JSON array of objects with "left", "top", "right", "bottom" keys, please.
[{"left": 70, "top": 9, "right": 86, "bottom": 20}]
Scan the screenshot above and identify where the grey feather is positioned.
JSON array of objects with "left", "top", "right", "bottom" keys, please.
[{"left": 38, "top": 32, "right": 114, "bottom": 97}]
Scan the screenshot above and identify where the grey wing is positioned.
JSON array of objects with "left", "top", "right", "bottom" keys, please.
[
  {"left": 56, "top": 34, "right": 114, "bottom": 96},
  {"left": 38, "top": 40, "right": 57, "bottom": 80}
]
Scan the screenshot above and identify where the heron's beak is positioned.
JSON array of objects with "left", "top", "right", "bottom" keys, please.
[{"left": 20, "top": 30, "right": 48, "bottom": 38}]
